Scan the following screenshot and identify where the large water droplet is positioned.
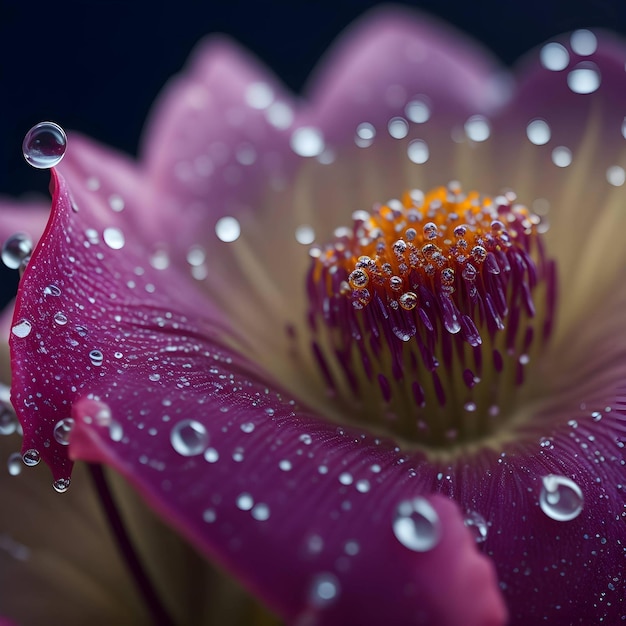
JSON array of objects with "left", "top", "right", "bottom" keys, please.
[
  {"left": 22, "top": 122, "right": 67, "bottom": 169},
  {"left": 53, "top": 418, "right": 75, "bottom": 446},
  {"left": 539, "top": 474, "right": 584, "bottom": 521},
  {"left": 0, "top": 406, "right": 18, "bottom": 436},
  {"left": 170, "top": 419, "right": 208, "bottom": 456},
  {"left": 89, "top": 349, "right": 104, "bottom": 366},
  {"left": 22, "top": 448, "right": 40, "bottom": 467},
  {"left": 2, "top": 233, "right": 32, "bottom": 269},
  {"left": 393, "top": 497, "right": 440, "bottom": 552}
]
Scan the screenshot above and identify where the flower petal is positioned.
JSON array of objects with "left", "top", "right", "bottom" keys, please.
[{"left": 10, "top": 171, "right": 505, "bottom": 625}]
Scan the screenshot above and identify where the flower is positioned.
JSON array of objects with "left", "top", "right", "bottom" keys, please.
[{"left": 2, "top": 6, "right": 626, "bottom": 624}]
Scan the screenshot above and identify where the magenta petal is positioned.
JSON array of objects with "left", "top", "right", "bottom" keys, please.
[{"left": 10, "top": 171, "right": 505, "bottom": 624}]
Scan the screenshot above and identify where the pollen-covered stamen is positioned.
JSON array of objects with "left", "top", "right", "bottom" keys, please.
[{"left": 307, "top": 184, "right": 557, "bottom": 449}]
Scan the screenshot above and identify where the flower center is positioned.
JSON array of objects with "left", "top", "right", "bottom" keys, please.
[{"left": 306, "top": 183, "right": 556, "bottom": 452}]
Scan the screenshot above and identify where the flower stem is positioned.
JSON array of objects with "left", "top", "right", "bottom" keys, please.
[{"left": 88, "top": 464, "right": 175, "bottom": 626}]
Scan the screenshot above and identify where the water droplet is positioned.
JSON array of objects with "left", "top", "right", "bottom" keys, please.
[
  {"left": 355, "top": 479, "right": 370, "bottom": 493},
  {"left": 567, "top": 62, "right": 601, "bottom": 94},
  {"left": 570, "top": 29, "right": 597, "bottom": 56},
  {"left": 606, "top": 165, "right": 625, "bottom": 187},
  {"left": 204, "top": 447, "right": 219, "bottom": 463},
  {"left": 22, "top": 449, "right": 40, "bottom": 467},
  {"left": 240, "top": 422, "right": 255, "bottom": 433},
  {"left": 540, "top": 42, "right": 569, "bottom": 71},
  {"left": 43, "top": 284, "right": 62, "bottom": 297},
  {"left": 388, "top": 117, "right": 409, "bottom": 139},
  {"left": 393, "top": 497, "right": 440, "bottom": 552},
  {"left": 53, "top": 418, "right": 75, "bottom": 445},
  {"left": 89, "top": 349, "right": 104, "bottom": 366},
  {"left": 295, "top": 225, "right": 315, "bottom": 245},
  {"left": 251, "top": 503, "right": 270, "bottom": 521},
  {"left": 53, "top": 312, "right": 68, "bottom": 326},
  {"left": 7, "top": 452, "right": 22, "bottom": 476},
  {"left": 551, "top": 146, "right": 572, "bottom": 167},
  {"left": 215, "top": 216, "right": 240, "bottom": 242},
  {"left": 103, "top": 227, "right": 125, "bottom": 250},
  {"left": 407, "top": 139, "right": 429, "bottom": 164},
  {"left": 22, "top": 122, "right": 67, "bottom": 169},
  {"left": 245, "top": 82, "right": 274, "bottom": 109},
  {"left": 0, "top": 407, "right": 17, "bottom": 436},
  {"left": 170, "top": 419, "right": 208, "bottom": 456},
  {"left": 236, "top": 492, "right": 254, "bottom": 511},
  {"left": 279, "top": 459, "right": 292, "bottom": 471},
  {"left": 310, "top": 573, "right": 340, "bottom": 608},
  {"left": 290, "top": 127, "right": 325, "bottom": 157},
  {"left": 202, "top": 508, "right": 217, "bottom": 523},
  {"left": 53, "top": 477, "right": 71, "bottom": 493},
  {"left": 2, "top": 233, "right": 32, "bottom": 269},
  {"left": 464, "top": 510, "right": 488, "bottom": 543},
  {"left": 464, "top": 115, "right": 491, "bottom": 142},
  {"left": 339, "top": 472, "right": 353, "bottom": 486},
  {"left": 355, "top": 122, "right": 375, "bottom": 147},
  {"left": 405, "top": 98, "right": 430, "bottom": 123},
  {"left": 526, "top": 119, "right": 551, "bottom": 145},
  {"left": 539, "top": 475, "right": 584, "bottom": 521},
  {"left": 148, "top": 373, "right": 161, "bottom": 382},
  {"left": 11, "top": 319, "right": 32, "bottom": 338}
]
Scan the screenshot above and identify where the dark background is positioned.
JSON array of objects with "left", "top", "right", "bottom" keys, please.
[{"left": 1, "top": 0, "right": 626, "bottom": 307}]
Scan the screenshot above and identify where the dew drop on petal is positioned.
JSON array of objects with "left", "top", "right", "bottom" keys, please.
[
  {"left": 204, "top": 447, "right": 219, "bottom": 463},
  {"left": 388, "top": 117, "right": 409, "bottom": 139},
  {"left": 170, "top": 419, "right": 208, "bottom": 456},
  {"left": 236, "top": 492, "right": 254, "bottom": 511},
  {"left": 22, "top": 448, "right": 40, "bottom": 467},
  {"left": 251, "top": 503, "right": 270, "bottom": 521},
  {"left": 53, "top": 418, "right": 75, "bottom": 445},
  {"left": 606, "top": 165, "right": 626, "bottom": 186},
  {"left": 407, "top": 139, "right": 429, "bottom": 164},
  {"left": 539, "top": 474, "right": 584, "bottom": 521},
  {"left": 570, "top": 29, "right": 597, "bottom": 56},
  {"left": 393, "top": 497, "right": 440, "bottom": 552},
  {"left": 11, "top": 319, "right": 32, "bottom": 338},
  {"left": 52, "top": 478, "right": 71, "bottom": 493},
  {"left": 309, "top": 573, "right": 340, "bottom": 608},
  {"left": 464, "top": 115, "right": 491, "bottom": 142},
  {"left": 240, "top": 422, "right": 255, "bottom": 433},
  {"left": 290, "top": 127, "right": 325, "bottom": 157},
  {"left": 245, "top": 82, "right": 274, "bottom": 110},
  {"left": 295, "top": 225, "right": 315, "bottom": 245},
  {"left": 202, "top": 508, "right": 217, "bottom": 523},
  {"left": 526, "top": 119, "right": 551, "bottom": 145},
  {"left": 540, "top": 42, "right": 569, "bottom": 71},
  {"left": 103, "top": 227, "right": 125, "bottom": 250},
  {"left": 567, "top": 63, "right": 601, "bottom": 94},
  {"left": 89, "top": 350, "right": 104, "bottom": 367},
  {"left": 53, "top": 312, "right": 68, "bottom": 326},
  {"left": 215, "top": 216, "right": 240, "bottom": 242},
  {"left": 464, "top": 510, "right": 488, "bottom": 543},
  {"left": 22, "top": 122, "right": 67, "bottom": 169},
  {"left": 405, "top": 98, "right": 431, "bottom": 123},
  {"left": 551, "top": 146, "right": 572, "bottom": 167},
  {"left": 7, "top": 452, "right": 22, "bottom": 476},
  {"left": 2, "top": 233, "right": 32, "bottom": 269},
  {"left": 43, "top": 284, "right": 62, "bottom": 297}
]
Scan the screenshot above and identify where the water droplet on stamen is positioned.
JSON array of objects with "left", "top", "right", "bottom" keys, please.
[
  {"left": 22, "top": 449, "right": 40, "bottom": 467},
  {"left": 170, "top": 419, "right": 208, "bottom": 456},
  {"left": 539, "top": 474, "right": 584, "bottom": 521},
  {"left": 393, "top": 497, "right": 440, "bottom": 552},
  {"left": 2, "top": 233, "right": 32, "bottom": 269},
  {"left": 53, "top": 418, "right": 75, "bottom": 446},
  {"left": 22, "top": 122, "right": 67, "bottom": 169}
]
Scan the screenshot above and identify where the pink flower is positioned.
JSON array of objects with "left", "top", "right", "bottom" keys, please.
[{"left": 2, "top": 7, "right": 625, "bottom": 625}]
